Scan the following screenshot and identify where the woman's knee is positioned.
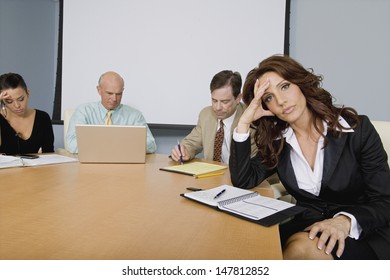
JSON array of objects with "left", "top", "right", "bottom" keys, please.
[{"left": 283, "top": 232, "right": 333, "bottom": 260}]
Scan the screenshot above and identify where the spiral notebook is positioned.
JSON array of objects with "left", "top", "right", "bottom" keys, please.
[{"left": 182, "top": 185, "right": 305, "bottom": 226}]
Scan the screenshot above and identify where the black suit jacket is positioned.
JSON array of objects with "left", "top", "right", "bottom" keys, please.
[{"left": 230, "top": 115, "right": 390, "bottom": 259}]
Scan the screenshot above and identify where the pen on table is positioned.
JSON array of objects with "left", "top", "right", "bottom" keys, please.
[
  {"left": 177, "top": 140, "right": 184, "bottom": 165},
  {"left": 214, "top": 189, "right": 226, "bottom": 199},
  {"left": 195, "top": 172, "right": 224, "bottom": 179}
]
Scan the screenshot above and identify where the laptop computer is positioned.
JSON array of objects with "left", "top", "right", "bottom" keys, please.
[{"left": 76, "top": 124, "right": 147, "bottom": 163}]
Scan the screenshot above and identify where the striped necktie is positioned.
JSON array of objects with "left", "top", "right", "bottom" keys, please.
[
  {"left": 105, "top": 111, "right": 113, "bottom": 125},
  {"left": 213, "top": 120, "right": 224, "bottom": 162}
]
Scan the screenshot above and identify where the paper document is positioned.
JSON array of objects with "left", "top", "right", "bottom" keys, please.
[
  {"left": 0, "top": 155, "right": 23, "bottom": 169},
  {"left": 0, "top": 154, "right": 78, "bottom": 169},
  {"left": 184, "top": 185, "right": 253, "bottom": 206},
  {"left": 218, "top": 193, "right": 293, "bottom": 220},
  {"left": 160, "top": 161, "right": 227, "bottom": 176}
]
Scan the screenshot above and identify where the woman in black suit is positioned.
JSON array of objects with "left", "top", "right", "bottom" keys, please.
[{"left": 229, "top": 55, "right": 390, "bottom": 259}]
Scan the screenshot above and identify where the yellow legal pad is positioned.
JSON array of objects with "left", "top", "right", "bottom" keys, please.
[{"left": 159, "top": 161, "right": 227, "bottom": 177}]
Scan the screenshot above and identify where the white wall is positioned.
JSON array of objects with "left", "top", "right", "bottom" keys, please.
[{"left": 289, "top": 0, "right": 390, "bottom": 122}]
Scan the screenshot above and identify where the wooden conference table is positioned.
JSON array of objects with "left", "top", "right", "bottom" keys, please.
[{"left": 0, "top": 154, "right": 282, "bottom": 260}]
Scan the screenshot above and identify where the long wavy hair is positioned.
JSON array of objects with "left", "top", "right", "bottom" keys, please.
[{"left": 242, "top": 55, "right": 359, "bottom": 168}]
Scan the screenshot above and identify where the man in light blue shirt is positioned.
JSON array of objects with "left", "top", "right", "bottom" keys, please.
[{"left": 66, "top": 71, "right": 156, "bottom": 154}]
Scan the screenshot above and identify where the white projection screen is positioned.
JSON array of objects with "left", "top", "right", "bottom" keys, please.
[{"left": 62, "top": 0, "right": 288, "bottom": 125}]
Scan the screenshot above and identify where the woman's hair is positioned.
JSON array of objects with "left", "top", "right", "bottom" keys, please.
[
  {"left": 242, "top": 54, "right": 359, "bottom": 168},
  {"left": 0, "top": 72, "right": 28, "bottom": 92}
]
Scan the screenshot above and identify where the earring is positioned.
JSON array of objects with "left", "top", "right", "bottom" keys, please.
[{"left": 1, "top": 103, "right": 7, "bottom": 118}]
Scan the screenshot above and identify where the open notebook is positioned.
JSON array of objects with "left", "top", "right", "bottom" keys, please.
[
  {"left": 182, "top": 185, "right": 305, "bottom": 226},
  {"left": 76, "top": 124, "right": 146, "bottom": 163}
]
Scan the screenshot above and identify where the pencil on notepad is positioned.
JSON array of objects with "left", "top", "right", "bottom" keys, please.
[{"left": 194, "top": 172, "right": 224, "bottom": 179}]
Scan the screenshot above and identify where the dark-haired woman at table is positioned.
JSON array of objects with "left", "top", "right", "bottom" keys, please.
[{"left": 0, "top": 72, "right": 54, "bottom": 155}]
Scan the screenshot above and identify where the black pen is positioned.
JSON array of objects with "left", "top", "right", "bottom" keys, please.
[
  {"left": 213, "top": 189, "right": 226, "bottom": 199},
  {"left": 177, "top": 140, "right": 184, "bottom": 165}
]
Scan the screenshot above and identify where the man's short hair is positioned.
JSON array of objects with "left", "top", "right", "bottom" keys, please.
[{"left": 210, "top": 70, "right": 242, "bottom": 98}]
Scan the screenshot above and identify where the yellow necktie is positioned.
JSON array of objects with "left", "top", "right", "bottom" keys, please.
[{"left": 105, "top": 111, "right": 113, "bottom": 125}]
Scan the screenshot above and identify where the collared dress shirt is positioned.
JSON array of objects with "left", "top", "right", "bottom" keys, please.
[{"left": 219, "top": 110, "right": 236, "bottom": 164}]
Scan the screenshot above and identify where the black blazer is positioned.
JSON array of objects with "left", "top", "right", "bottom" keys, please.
[{"left": 230, "top": 115, "right": 390, "bottom": 259}]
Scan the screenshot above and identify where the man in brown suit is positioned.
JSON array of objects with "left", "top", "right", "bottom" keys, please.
[{"left": 170, "top": 70, "right": 257, "bottom": 163}]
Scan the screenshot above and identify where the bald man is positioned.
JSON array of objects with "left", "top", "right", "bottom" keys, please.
[{"left": 66, "top": 71, "right": 156, "bottom": 154}]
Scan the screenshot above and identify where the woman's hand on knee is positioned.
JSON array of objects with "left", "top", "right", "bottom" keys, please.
[{"left": 305, "top": 215, "right": 351, "bottom": 258}]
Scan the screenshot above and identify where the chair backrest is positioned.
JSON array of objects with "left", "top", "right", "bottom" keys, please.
[
  {"left": 63, "top": 109, "right": 75, "bottom": 151},
  {"left": 371, "top": 121, "right": 390, "bottom": 165}
]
